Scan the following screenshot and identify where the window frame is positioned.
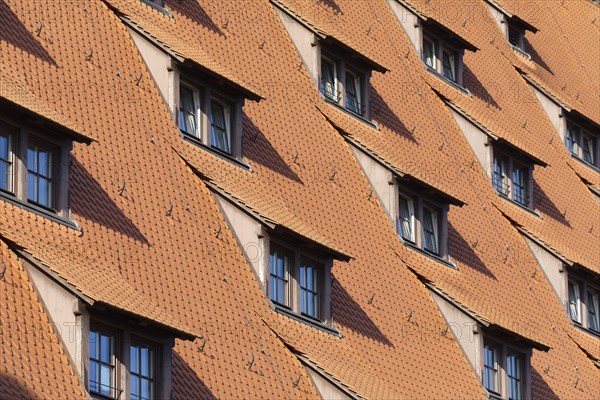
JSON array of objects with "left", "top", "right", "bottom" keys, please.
[
  {"left": 0, "top": 128, "right": 15, "bottom": 194},
  {"left": 397, "top": 185, "right": 449, "bottom": 262},
  {"left": 209, "top": 96, "right": 233, "bottom": 155},
  {"left": 0, "top": 117, "right": 73, "bottom": 224},
  {"left": 421, "top": 32, "right": 465, "bottom": 89},
  {"left": 26, "top": 136, "right": 59, "bottom": 211},
  {"left": 89, "top": 323, "right": 119, "bottom": 399},
  {"left": 398, "top": 192, "right": 416, "bottom": 243},
  {"left": 269, "top": 244, "right": 292, "bottom": 308},
  {"left": 491, "top": 148, "right": 534, "bottom": 210},
  {"left": 178, "top": 81, "right": 202, "bottom": 139},
  {"left": 481, "top": 337, "right": 530, "bottom": 400},
  {"left": 566, "top": 121, "right": 599, "bottom": 169},
  {"left": 129, "top": 337, "right": 159, "bottom": 400},
  {"left": 267, "top": 239, "right": 331, "bottom": 325},
  {"left": 567, "top": 273, "right": 600, "bottom": 334}
]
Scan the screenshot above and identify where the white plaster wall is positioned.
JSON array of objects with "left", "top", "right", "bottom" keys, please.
[
  {"left": 304, "top": 364, "right": 351, "bottom": 400},
  {"left": 523, "top": 236, "right": 567, "bottom": 310},
  {"left": 530, "top": 86, "right": 565, "bottom": 141},
  {"left": 448, "top": 108, "right": 491, "bottom": 176},
  {"left": 349, "top": 145, "right": 396, "bottom": 226},
  {"left": 387, "top": 0, "right": 422, "bottom": 55}
]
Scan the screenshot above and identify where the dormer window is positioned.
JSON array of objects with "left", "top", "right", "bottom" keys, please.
[
  {"left": 0, "top": 108, "right": 90, "bottom": 228},
  {"left": 492, "top": 148, "right": 533, "bottom": 209},
  {"left": 508, "top": 24, "right": 524, "bottom": 50},
  {"left": 566, "top": 121, "right": 599, "bottom": 168},
  {"left": 268, "top": 242, "right": 328, "bottom": 323},
  {"left": 397, "top": 182, "right": 452, "bottom": 262},
  {"left": 319, "top": 50, "right": 370, "bottom": 118},
  {"left": 482, "top": 338, "right": 530, "bottom": 400},
  {"left": 421, "top": 33, "right": 464, "bottom": 86},
  {"left": 568, "top": 274, "right": 600, "bottom": 334},
  {"left": 176, "top": 72, "right": 244, "bottom": 160},
  {"left": 484, "top": 0, "right": 537, "bottom": 58}
]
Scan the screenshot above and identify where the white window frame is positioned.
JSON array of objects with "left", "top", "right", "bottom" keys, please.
[
  {"left": 422, "top": 35, "right": 437, "bottom": 70},
  {"left": 491, "top": 148, "right": 534, "bottom": 209},
  {"left": 320, "top": 56, "right": 339, "bottom": 103},
  {"left": 209, "top": 97, "right": 232, "bottom": 155},
  {"left": 398, "top": 193, "right": 416, "bottom": 243},
  {"left": 566, "top": 121, "right": 599, "bottom": 168},
  {"left": 178, "top": 82, "right": 202, "bottom": 139},
  {"left": 568, "top": 279, "right": 582, "bottom": 324},
  {"left": 0, "top": 129, "right": 15, "bottom": 194}
]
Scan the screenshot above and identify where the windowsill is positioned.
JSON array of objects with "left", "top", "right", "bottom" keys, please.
[
  {"left": 403, "top": 240, "right": 457, "bottom": 270},
  {"left": 570, "top": 153, "right": 600, "bottom": 173},
  {"left": 511, "top": 45, "right": 532, "bottom": 60},
  {"left": 0, "top": 190, "right": 80, "bottom": 230},
  {"left": 497, "top": 193, "right": 541, "bottom": 218},
  {"left": 139, "top": 0, "right": 173, "bottom": 17},
  {"left": 573, "top": 322, "right": 600, "bottom": 339},
  {"left": 487, "top": 392, "right": 503, "bottom": 400},
  {"left": 322, "top": 96, "right": 379, "bottom": 130},
  {"left": 181, "top": 132, "right": 252, "bottom": 171},
  {"left": 272, "top": 304, "right": 341, "bottom": 337},
  {"left": 425, "top": 65, "right": 471, "bottom": 96}
]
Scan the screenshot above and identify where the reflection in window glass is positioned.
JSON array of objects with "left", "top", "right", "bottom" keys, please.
[
  {"left": 89, "top": 328, "right": 115, "bottom": 398},
  {"left": 130, "top": 342, "right": 155, "bottom": 400}
]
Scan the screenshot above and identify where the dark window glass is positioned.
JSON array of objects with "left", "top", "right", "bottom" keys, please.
[
  {"left": 130, "top": 342, "right": 156, "bottom": 400},
  {"left": 89, "top": 328, "right": 116, "bottom": 398},
  {"left": 269, "top": 248, "right": 290, "bottom": 307},
  {"left": 0, "top": 132, "right": 13, "bottom": 193},
  {"left": 27, "top": 140, "right": 56, "bottom": 209},
  {"left": 300, "top": 264, "right": 320, "bottom": 319}
]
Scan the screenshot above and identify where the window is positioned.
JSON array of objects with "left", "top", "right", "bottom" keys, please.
[
  {"left": 508, "top": 25, "right": 522, "bottom": 48},
  {"left": 268, "top": 242, "right": 331, "bottom": 325},
  {"left": 179, "top": 84, "right": 200, "bottom": 138},
  {"left": 210, "top": 99, "right": 231, "bottom": 154},
  {"left": 27, "top": 139, "right": 57, "bottom": 210},
  {"left": 319, "top": 52, "right": 370, "bottom": 118},
  {"left": 566, "top": 121, "right": 599, "bottom": 168},
  {"left": 397, "top": 186, "right": 449, "bottom": 261},
  {"left": 507, "top": 351, "right": 524, "bottom": 400},
  {"left": 130, "top": 340, "right": 156, "bottom": 400},
  {"left": 483, "top": 341, "right": 500, "bottom": 395},
  {"left": 588, "top": 288, "right": 599, "bottom": 333},
  {"left": 0, "top": 131, "right": 13, "bottom": 193},
  {"left": 492, "top": 150, "right": 533, "bottom": 209},
  {"left": 0, "top": 120, "right": 72, "bottom": 220},
  {"left": 300, "top": 263, "right": 320, "bottom": 319},
  {"left": 269, "top": 247, "right": 290, "bottom": 307},
  {"left": 345, "top": 71, "right": 362, "bottom": 115},
  {"left": 88, "top": 321, "right": 165, "bottom": 400},
  {"left": 398, "top": 194, "right": 415, "bottom": 242},
  {"left": 568, "top": 280, "right": 582, "bottom": 323},
  {"left": 177, "top": 78, "right": 242, "bottom": 160},
  {"left": 89, "top": 326, "right": 117, "bottom": 398},
  {"left": 321, "top": 58, "right": 338, "bottom": 102},
  {"left": 568, "top": 275, "right": 600, "bottom": 333},
  {"left": 482, "top": 338, "right": 530, "bottom": 400},
  {"left": 421, "top": 32, "right": 466, "bottom": 87},
  {"left": 422, "top": 206, "right": 439, "bottom": 255}
]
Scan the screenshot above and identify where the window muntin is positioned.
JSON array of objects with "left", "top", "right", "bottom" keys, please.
[
  {"left": 0, "top": 132, "right": 13, "bottom": 193},
  {"left": 89, "top": 328, "right": 117, "bottom": 398},
  {"left": 442, "top": 49, "right": 456, "bottom": 82},
  {"left": 345, "top": 71, "right": 362, "bottom": 115},
  {"left": 507, "top": 351, "right": 524, "bottom": 400},
  {"left": 422, "top": 206, "right": 439, "bottom": 255},
  {"left": 179, "top": 84, "right": 200, "bottom": 138},
  {"left": 398, "top": 194, "right": 415, "bottom": 243},
  {"left": 269, "top": 248, "right": 290, "bottom": 307},
  {"left": 321, "top": 58, "right": 338, "bottom": 102},
  {"left": 588, "top": 288, "right": 599, "bottom": 332},
  {"left": 568, "top": 280, "right": 581, "bottom": 323},
  {"left": 300, "top": 263, "right": 320, "bottom": 319},
  {"left": 512, "top": 165, "right": 529, "bottom": 206},
  {"left": 130, "top": 341, "right": 156, "bottom": 400},
  {"left": 483, "top": 341, "right": 499, "bottom": 394},
  {"left": 423, "top": 37, "right": 436, "bottom": 69},
  {"left": 27, "top": 139, "right": 56, "bottom": 210},
  {"left": 210, "top": 99, "right": 231, "bottom": 154}
]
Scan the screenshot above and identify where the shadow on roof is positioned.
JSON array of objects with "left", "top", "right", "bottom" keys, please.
[
  {"left": 167, "top": 0, "right": 224, "bottom": 36},
  {"left": 0, "top": 1, "right": 57, "bottom": 66},
  {"left": 533, "top": 180, "right": 572, "bottom": 228},
  {"left": 172, "top": 350, "right": 218, "bottom": 399},
  {"left": 317, "top": 0, "right": 343, "bottom": 16},
  {"left": 448, "top": 222, "right": 497, "bottom": 280},
  {"left": 70, "top": 158, "right": 150, "bottom": 245},
  {"left": 0, "top": 373, "right": 56, "bottom": 399},
  {"left": 531, "top": 366, "right": 560, "bottom": 400},
  {"left": 332, "top": 278, "right": 395, "bottom": 348},
  {"left": 243, "top": 115, "right": 304, "bottom": 185},
  {"left": 524, "top": 37, "right": 554, "bottom": 76},
  {"left": 463, "top": 63, "right": 501, "bottom": 111},
  {"left": 371, "top": 87, "right": 418, "bottom": 144}
]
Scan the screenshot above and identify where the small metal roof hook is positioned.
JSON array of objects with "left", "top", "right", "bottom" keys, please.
[
  {"left": 85, "top": 48, "right": 93, "bottom": 61},
  {"left": 0, "top": 259, "right": 6, "bottom": 280}
]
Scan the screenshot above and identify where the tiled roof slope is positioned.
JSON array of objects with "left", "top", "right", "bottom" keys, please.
[
  {"left": 1, "top": 1, "right": 317, "bottom": 398},
  {"left": 0, "top": 240, "right": 86, "bottom": 399},
  {"left": 100, "top": 0, "right": 489, "bottom": 398}
]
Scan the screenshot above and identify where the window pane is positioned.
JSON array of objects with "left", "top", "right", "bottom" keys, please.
[
  {"left": 0, "top": 134, "right": 8, "bottom": 159},
  {"left": 100, "top": 334, "right": 112, "bottom": 363},
  {"left": 27, "top": 172, "right": 37, "bottom": 203},
  {"left": 493, "top": 157, "right": 509, "bottom": 195},
  {"left": 89, "top": 330, "right": 98, "bottom": 359},
  {"left": 568, "top": 281, "right": 581, "bottom": 323},
  {"left": 38, "top": 177, "right": 52, "bottom": 208},
  {"left": 423, "top": 208, "right": 439, "bottom": 254},
  {"left": 141, "top": 378, "right": 151, "bottom": 400},
  {"left": 210, "top": 101, "right": 231, "bottom": 154},
  {"left": 321, "top": 60, "right": 337, "bottom": 101},
  {"left": 589, "top": 291, "right": 599, "bottom": 332},
  {"left": 131, "top": 375, "right": 140, "bottom": 400},
  {"left": 512, "top": 167, "right": 528, "bottom": 206},
  {"left": 179, "top": 86, "right": 198, "bottom": 137},
  {"left": 140, "top": 347, "right": 150, "bottom": 377},
  {"left": 345, "top": 72, "right": 361, "bottom": 114},
  {"left": 131, "top": 345, "right": 139, "bottom": 374},
  {"left": 27, "top": 147, "right": 36, "bottom": 171},
  {"left": 423, "top": 39, "right": 436, "bottom": 69},
  {"left": 583, "top": 136, "right": 595, "bottom": 164},
  {"left": 37, "top": 150, "right": 50, "bottom": 177},
  {"left": 100, "top": 364, "right": 112, "bottom": 396},
  {"left": 89, "top": 361, "right": 99, "bottom": 393},
  {"left": 442, "top": 51, "right": 456, "bottom": 82},
  {"left": 399, "top": 196, "right": 414, "bottom": 242}
]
